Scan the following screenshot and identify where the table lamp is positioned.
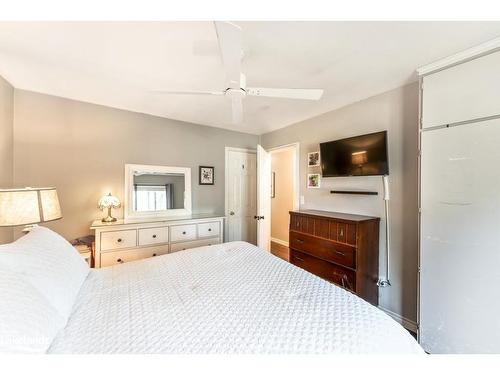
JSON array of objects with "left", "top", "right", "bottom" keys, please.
[
  {"left": 98, "top": 193, "right": 121, "bottom": 222},
  {"left": 0, "top": 187, "right": 62, "bottom": 230}
]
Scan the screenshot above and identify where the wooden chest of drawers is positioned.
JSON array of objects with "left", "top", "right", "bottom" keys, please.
[{"left": 289, "top": 210, "right": 380, "bottom": 305}]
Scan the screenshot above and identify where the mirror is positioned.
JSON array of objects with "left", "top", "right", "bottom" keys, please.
[
  {"left": 133, "top": 172, "right": 185, "bottom": 211},
  {"left": 124, "top": 164, "right": 192, "bottom": 220}
]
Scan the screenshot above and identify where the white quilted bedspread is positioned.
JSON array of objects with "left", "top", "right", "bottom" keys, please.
[{"left": 48, "top": 241, "right": 423, "bottom": 354}]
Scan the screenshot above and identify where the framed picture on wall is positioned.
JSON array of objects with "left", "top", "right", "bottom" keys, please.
[
  {"left": 199, "top": 166, "right": 214, "bottom": 185},
  {"left": 307, "top": 173, "right": 321, "bottom": 189},
  {"left": 308, "top": 151, "right": 320, "bottom": 167}
]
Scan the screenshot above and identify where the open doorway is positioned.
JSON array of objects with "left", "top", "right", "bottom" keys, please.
[{"left": 269, "top": 143, "right": 299, "bottom": 261}]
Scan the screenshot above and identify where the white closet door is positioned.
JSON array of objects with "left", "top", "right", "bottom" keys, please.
[
  {"left": 420, "top": 118, "right": 500, "bottom": 353},
  {"left": 422, "top": 50, "right": 500, "bottom": 129}
]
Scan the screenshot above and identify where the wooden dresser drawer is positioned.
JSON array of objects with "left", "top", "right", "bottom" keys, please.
[
  {"left": 101, "top": 229, "right": 137, "bottom": 251},
  {"left": 170, "top": 238, "right": 221, "bottom": 253},
  {"left": 289, "top": 231, "right": 355, "bottom": 269},
  {"left": 100, "top": 246, "right": 168, "bottom": 267},
  {"left": 170, "top": 224, "right": 197, "bottom": 242},
  {"left": 330, "top": 221, "right": 357, "bottom": 245},
  {"left": 290, "top": 249, "right": 356, "bottom": 292},
  {"left": 138, "top": 226, "right": 169, "bottom": 246},
  {"left": 197, "top": 221, "right": 220, "bottom": 238}
]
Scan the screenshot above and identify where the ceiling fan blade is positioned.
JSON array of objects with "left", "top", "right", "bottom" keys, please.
[
  {"left": 246, "top": 87, "right": 324, "bottom": 100},
  {"left": 151, "top": 90, "right": 224, "bottom": 96},
  {"left": 214, "top": 21, "right": 242, "bottom": 89},
  {"left": 231, "top": 97, "right": 243, "bottom": 124}
]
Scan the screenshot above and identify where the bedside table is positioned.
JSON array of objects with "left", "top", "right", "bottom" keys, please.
[{"left": 74, "top": 244, "right": 93, "bottom": 267}]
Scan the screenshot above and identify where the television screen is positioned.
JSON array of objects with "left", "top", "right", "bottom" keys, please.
[{"left": 320, "top": 131, "right": 389, "bottom": 177}]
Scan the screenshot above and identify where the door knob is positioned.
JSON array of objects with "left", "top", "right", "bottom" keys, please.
[{"left": 229, "top": 211, "right": 235, "bottom": 215}]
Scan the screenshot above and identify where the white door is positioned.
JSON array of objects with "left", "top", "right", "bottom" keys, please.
[
  {"left": 226, "top": 148, "right": 257, "bottom": 244},
  {"left": 257, "top": 145, "right": 271, "bottom": 251},
  {"left": 420, "top": 118, "right": 500, "bottom": 353}
]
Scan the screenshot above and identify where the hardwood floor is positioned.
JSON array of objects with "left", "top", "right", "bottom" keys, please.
[{"left": 270, "top": 240, "right": 289, "bottom": 262}]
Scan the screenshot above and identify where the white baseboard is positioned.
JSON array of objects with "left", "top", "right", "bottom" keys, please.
[
  {"left": 378, "top": 306, "right": 417, "bottom": 333},
  {"left": 270, "top": 237, "right": 289, "bottom": 247}
]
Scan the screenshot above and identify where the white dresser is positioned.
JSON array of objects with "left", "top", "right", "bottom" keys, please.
[{"left": 91, "top": 214, "right": 225, "bottom": 268}]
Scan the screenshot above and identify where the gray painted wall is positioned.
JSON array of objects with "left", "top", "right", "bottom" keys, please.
[
  {"left": 13, "top": 90, "right": 258, "bottom": 241},
  {"left": 260, "top": 83, "right": 419, "bottom": 323},
  {"left": 0, "top": 75, "right": 13, "bottom": 244}
]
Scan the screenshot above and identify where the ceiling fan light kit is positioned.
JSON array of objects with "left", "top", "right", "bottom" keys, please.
[{"left": 155, "top": 21, "right": 324, "bottom": 124}]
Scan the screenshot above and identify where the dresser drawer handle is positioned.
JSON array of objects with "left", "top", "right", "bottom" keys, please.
[
  {"left": 334, "top": 250, "right": 346, "bottom": 257},
  {"left": 208, "top": 228, "right": 212, "bottom": 232},
  {"left": 117, "top": 258, "right": 123, "bottom": 263},
  {"left": 182, "top": 231, "right": 186, "bottom": 235},
  {"left": 117, "top": 238, "right": 122, "bottom": 243},
  {"left": 295, "top": 239, "right": 304, "bottom": 243},
  {"left": 294, "top": 256, "right": 304, "bottom": 262},
  {"left": 152, "top": 234, "right": 157, "bottom": 239}
]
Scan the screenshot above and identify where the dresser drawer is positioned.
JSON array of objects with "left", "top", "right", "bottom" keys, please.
[
  {"left": 170, "top": 224, "right": 197, "bottom": 242},
  {"left": 289, "top": 231, "right": 355, "bottom": 269},
  {"left": 100, "top": 230, "right": 137, "bottom": 251},
  {"left": 334, "top": 221, "right": 357, "bottom": 246},
  {"left": 100, "top": 246, "right": 168, "bottom": 267},
  {"left": 290, "top": 250, "right": 356, "bottom": 292},
  {"left": 170, "top": 238, "right": 221, "bottom": 253},
  {"left": 197, "top": 221, "right": 220, "bottom": 238},
  {"left": 138, "top": 226, "right": 169, "bottom": 246}
]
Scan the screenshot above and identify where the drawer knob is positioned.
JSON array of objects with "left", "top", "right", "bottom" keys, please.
[
  {"left": 208, "top": 228, "right": 212, "bottom": 232},
  {"left": 152, "top": 234, "right": 157, "bottom": 238},
  {"left": 117, "top": 258, "right": 123, "bottom": 263},
  {"left": 335, "top": 250, "right": 346, "bottom": 257},
  {"left": 182, "top": 231, "right": 186, "bottom": 235},
  {"left": 117, "top": 238, "right": 122, "bottom": 243},
  {"left": 152, "top": 253, "right": 157, "bottom": 257}
]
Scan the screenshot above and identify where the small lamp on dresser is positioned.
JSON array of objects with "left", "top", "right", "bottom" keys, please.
[
  {"left": 98, "top": 193, "right": 121, "bottom": 222},
  {"left": 0, "top": 187, "right": 62, "bottom": 231}
]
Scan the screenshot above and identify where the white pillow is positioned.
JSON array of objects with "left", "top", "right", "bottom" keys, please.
[
  {"left": 0, "top": 264, "right": 66, "bottom": 353},
  {"left": 0, "top": 226, "right": 90, "bottom": 321}
]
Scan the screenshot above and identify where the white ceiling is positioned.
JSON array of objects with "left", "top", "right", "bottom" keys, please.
[{"left": 1, "top": 21, "right": 500, "bottom": 135}]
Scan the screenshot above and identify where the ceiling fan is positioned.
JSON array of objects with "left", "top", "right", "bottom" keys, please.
[{"left": 154, "top": 22, "right": 324, "bottom": 124}]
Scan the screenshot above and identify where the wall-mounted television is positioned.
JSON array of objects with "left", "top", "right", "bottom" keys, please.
[{"left": 320, "top": 131, "right": 389, "bottom": 177}]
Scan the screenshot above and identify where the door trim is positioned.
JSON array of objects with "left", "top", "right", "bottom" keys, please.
[{"left": 224, "top": 147, "right": 257, "bottom": 242}]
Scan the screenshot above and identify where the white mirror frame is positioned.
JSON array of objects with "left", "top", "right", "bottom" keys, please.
[{"left": 124, "top": 164, "right": 192, "bottom": 220}]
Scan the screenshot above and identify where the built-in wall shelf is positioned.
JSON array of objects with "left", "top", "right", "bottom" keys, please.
[{"left": 330, "top": 190, "right": 378, "bottom": 196}]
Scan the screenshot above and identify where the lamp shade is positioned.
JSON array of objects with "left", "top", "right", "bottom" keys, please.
[
  {"left": 98, "top": 193, "right": 121, "bottom": 210},
  {"left": 0, "top": 187, "right": 62, "bottom": 227}
]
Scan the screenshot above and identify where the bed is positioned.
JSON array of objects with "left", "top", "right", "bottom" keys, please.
[{"left": 0, "top": 227, "right": 423, "bottom": 354}]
